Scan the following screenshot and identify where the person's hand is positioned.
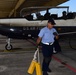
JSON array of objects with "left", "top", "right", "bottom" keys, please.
[
  {"left": 55, "top": 35, "right": 59, "bottom": 39},
  {"left": 36, "top": 44, "right": 39, "bottom": 49}
]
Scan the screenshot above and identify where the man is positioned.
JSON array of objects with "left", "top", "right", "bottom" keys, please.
[{"left": 36, "top": 18, "right": 58, "bottom": 75}]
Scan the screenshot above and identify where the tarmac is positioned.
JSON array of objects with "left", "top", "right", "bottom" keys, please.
[{"left": 0, "top": 35, "right": 76, "bottom": 75}]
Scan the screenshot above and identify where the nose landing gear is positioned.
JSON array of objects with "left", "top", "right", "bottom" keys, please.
[{"left": 5, "top": 38, "right": 13, "bottom": 50}]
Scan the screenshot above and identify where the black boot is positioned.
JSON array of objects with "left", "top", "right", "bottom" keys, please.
[
  {"left": 47, "top": 68, "right": 52, "bottom": 72},
  {"left": 43, "top": 71, "right": 48, "bottom": 75}
]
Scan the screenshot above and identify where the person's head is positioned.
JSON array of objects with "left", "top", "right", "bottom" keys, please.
[{"left": 47, "top": 18, "right": 56, "bottom": 29}]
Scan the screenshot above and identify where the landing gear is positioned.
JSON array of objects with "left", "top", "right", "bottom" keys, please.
[
  {"left": 69, "top": 36, "right": 76, "bottom": 50},
  {"left": 5, "top": 38, "right": 13, "bottom": 50}
]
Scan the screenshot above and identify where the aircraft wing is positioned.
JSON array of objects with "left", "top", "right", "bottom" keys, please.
[{"left": 59, "top": 32, "right": 76, "bottom": 35}]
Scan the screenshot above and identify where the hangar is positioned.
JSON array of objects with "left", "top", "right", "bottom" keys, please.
[
  {"left": 0, "top": 0, "right": 76, "bottom": 51},
  {"left": 0, "top": 0, "right": 68, "bottom": 17},
  {"left": 0, "top": 1, "right": 76, "bottom": 75}
]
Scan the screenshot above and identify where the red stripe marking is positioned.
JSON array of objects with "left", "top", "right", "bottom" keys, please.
[
  {"left": 52, "top": 56, "right": 76, "bottom": 73},
  {"left": 27, "top": 39, "right": 76, "bottom": 73}
]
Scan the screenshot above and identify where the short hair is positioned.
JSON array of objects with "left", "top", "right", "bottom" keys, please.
[{"left": 48, "top": 18, "right": 56, "bottom": 25}]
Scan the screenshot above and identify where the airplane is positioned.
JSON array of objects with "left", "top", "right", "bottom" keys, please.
[
  {"left": 0, "top": 16, "right": 76, "bottom": 50},
  {"left": 0, "top": 5, "right": 75, "bottom": 50},
  {"left": 0, "top": 0, "right": 71, "bottom": 50}
]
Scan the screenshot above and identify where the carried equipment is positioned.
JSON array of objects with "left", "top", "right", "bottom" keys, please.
[{"left": 27, "top": 48, "right": 42, "bottom": 75}]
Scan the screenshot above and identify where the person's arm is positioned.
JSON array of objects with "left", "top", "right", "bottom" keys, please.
[
  {"left": 36, "top": 28, "right": 44, "bottom": 47},
  {"left": 55, "top": 35, "right": 59, "bottom": 39},
  {"left": 53, "top": 32, "right": 59, "bottom": 39},
  {"left": 36, "top": 37, "right": 42, "bottom": 46}
]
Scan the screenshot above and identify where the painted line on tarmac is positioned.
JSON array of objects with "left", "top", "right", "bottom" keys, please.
[
  {"left": 0, "top": 66, "right": 7, "bottom": 72},
  {"left": 27, "top": 39, "right": 76, "bottom": 73},
  {"left": 52, "top": 55, "right": 76, "bottom": 73}
]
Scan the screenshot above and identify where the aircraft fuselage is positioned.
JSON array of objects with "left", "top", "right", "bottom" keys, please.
[
  {"left": 0, "top": 18, "right": 76, "bottom": 39},
  {"left": 0, "top": 24, "right": 76, "bottom": 39}
]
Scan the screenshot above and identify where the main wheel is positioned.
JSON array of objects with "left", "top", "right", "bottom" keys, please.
[
  {"left": 5, "top": 44, "right": 13, "bottom": 50},
  {"left": 69, "top": 35, "right": 76, "bottom": 50}
]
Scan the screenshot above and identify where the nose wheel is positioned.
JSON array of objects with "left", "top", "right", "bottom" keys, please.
[
  {"left": 5, "top": 44, "right": 12, "bottom": 50},
  {"left": 5, "top": 38, "right": 13, "bottom": 50}
]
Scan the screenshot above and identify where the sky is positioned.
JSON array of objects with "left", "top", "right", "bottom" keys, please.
[
  {"left": 33, "top": 0, "right": 76, "bottom": 19},
  {"left": 59, "top": 0, "right": 76, "bottom": 12}
]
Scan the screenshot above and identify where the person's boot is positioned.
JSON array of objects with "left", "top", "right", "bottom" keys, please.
[
  {"left": 47, "top": 68, "right": 52, "bottom": 72},
  {"left": 43, "top": 71, "right": 48, "bottom": 75}
]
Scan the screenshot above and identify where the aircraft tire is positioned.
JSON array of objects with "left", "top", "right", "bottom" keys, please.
[
  {"left": 69, "top": 37, "right": 76, "bottom": 50},
  {"left": 5, "top": 44, "right": 13, "bottom": 50}
]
